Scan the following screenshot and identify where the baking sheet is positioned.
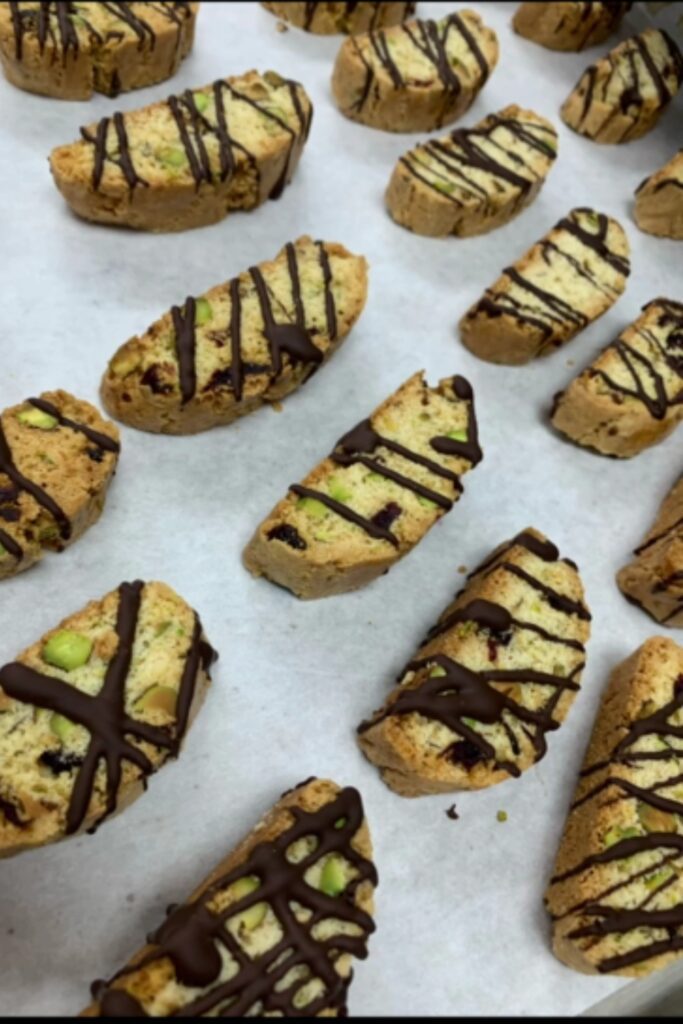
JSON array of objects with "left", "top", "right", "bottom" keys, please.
[{"left": 1, "top": 1, "right": 682, "bottom": 1016}]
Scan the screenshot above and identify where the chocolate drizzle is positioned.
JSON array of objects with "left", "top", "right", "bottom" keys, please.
[
  {"left": 27, "top": 398, "right": 120, "bottom": 454},
  {"left": 359, "top": 532, "right": 589, "bottom": 777},
  {"left": 548, "top": 666, "right": 683, "bottom": 974},
  {"left": 92, "top": 785, "right": 377, "bottom": 1017},
  {"left": 286, "top": 376, "right": 480, "bottom": 547},
  {"left": 0, "top": 581, "right": 216, "bottom": 836}
]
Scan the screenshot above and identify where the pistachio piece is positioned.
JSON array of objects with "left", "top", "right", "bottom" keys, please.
[
  {"left": 645, "top": 867, "right": 675, "bottom": 889},
  {"left": 446, "top": 429, "right": 467, "bottom": 442},
  {"left": 429, "top": 665, "right": 447, "bottom": 678},
  {"left": 319, "top": 854, "right": 347, "bottom": 897},
  {"left": 158, "top": 146, "right": 187, "bottom": 169},
  {"left": 195, "top": 298, "right": 213, "bottom": 326},
  {"left": 17, "top": 408, "right": 58, "bottom": 431},
  {"left": 297, "top": 497, "right": 328, "bottom": 520},
  {"left": 334, "top": 817, "right": 347, "bottom": 830},
  {"left": 42, "top": 631, "right": 93, "bottom": 671},
  {"left": 328, "top": 477, "right": 352, "bottom": 503},
  {"left": 637, "top": 801, "right": 677, "bottom": 834},
  {"left": 110, "top": 351, "right": 141, "bottom": 379},
  {"left": 135, "top": 685, "right": 177, "bottom": 716},
  {"left": 229, "top": 876, "right": 267, "bottom": 931},
  {"left": 50, "top": 713, "right": 74, "bottom": 742},
  {"left": 603, "top": 825, "right": 640, "bottom": 848},
  {"left": 193, "top": 91, "right": 209, "bottom": 114}
]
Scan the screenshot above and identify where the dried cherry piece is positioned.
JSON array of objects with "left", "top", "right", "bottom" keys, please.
[{"left": 267, "top": 524, "right": 307, "bottom": 550}]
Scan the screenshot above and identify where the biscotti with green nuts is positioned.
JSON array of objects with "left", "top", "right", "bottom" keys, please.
[
  {"left": 385, "top": 105, "right": 558, "bottom": 238},
  {"left": 561, "top": 28, "right": 683, "bottom": 143},
  {"left": 513, "top": 2, "right": 631, "bottom": 52},
  {"left": 101, "top": 237, "right": 368, "bottom": 435},
  {"left": 261, "top": 1, "right": 414, "bottom": 34},
  {"left": 551, "top": 299, "right": 683, "bottom": 457},
  {"left": 49, "top": 70, "right": 313, "bottom": 232},
  {"left": 0, "top": 391, "right": 120, "bottom": 582},
  {"left": 357, "top": 529, "right": 591, "bottom": 797},
  {"left": 243, "top": 372, "right": 483, "bottom": 599},
  {"left": 0, "top": 580, "right": 217, "bottom": 858},
  {"left": 83, "top": 778, "right": 377, "bottom": 1017},
  {"left": 546, "top": 637, "right": 683, "bottom": 977},
  {"left": 635, "top": 150, "right": 683, "bottom": 240},
  {"left": 0, "top": 2, "right": 198, "bottom": 100},
  {"left": 331, "top": 9, "right": 499, "bottom": 133},
  {"left": 460, "top": 209, "right": 630, "bottom": 366},
  {"left": 618, "top": 475, "right": 683, "bottom": 628}
]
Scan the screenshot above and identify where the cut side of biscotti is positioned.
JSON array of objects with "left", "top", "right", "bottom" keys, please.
[
  {"left": 513, "top": 2, "right": 632, "bottom": 52},
  {"left": 101, "top": 237, "right": 368, "bottom": 435},
  {"left": 551, "top": 298, "right": 683, "bottom": 457},
  {"left": 385, "top": 104, "right": 558, "bottom": 238},
  {"left": 243, "top": 372, "right": 483, "bottom": 599},
  {"left": 49, "top": 70, "right": 313, "bottom": 232},
  {"left": 460, "top": 208, "right": 631, "bottom": 365},
  {"left": 83, "top": 778, "right": 377, "bottom": 1017},
  {"left": 618, "top": 475, "right": 683, "bottom": 628},
  {"left": 0, "top": 2, "right": 198, "bottom": 100},
  {"left": 261, "top": 1, "right": 415, "bottom": 35},
  {"left": 331, "top": 9, "right": 499, "bottom": 133},
  {"left": 635, "top": 149, "right": 683, "bottom": 240},
  {"left": 561, "top": 28, "right": 683, "bottom": 143},
  {"left": 0, "top": 390, "right": 120, "bottom": 582},
  {"left": 358, "top": 528, "right": 591, "bottom": 797},
  {"left": 546, "top": 637, "right": 683, "bottom": 977},
  {"left": 0, "top": 580, "right": 217, "bottom": 858}
]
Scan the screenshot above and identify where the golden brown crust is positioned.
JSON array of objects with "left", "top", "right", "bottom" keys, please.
[
  {"left": 512, "top": 2, "right": 631, "bottom": 52},
  {"left": 261, "top": 1, "right": 414, "bottom": 35},
  {"left": 634, "top": 149, "right": 683, "bottom": 240}
]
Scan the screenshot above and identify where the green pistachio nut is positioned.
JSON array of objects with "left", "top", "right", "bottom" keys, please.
[
  {"left": 446, "top": 429, "right": 467, "bottom": 442},
  {"left": 50, "top": 713, "right": 75, "bottom": 742},
  {"left": 158, "top": 146, "right": 187, "bottom": 169},
  {"left": 195, "top": 298, "right": 213, "bottom": 326},
  {"left": 603, "top": 825, "right": 640, "bottom": 848},
  {"left": 434, "top": 180, "right": 456, "bottom": 195},
  {"left": 135, "top": 685, "right": 177, "bottom": 716},
  {"left": 42, "top": 631, "right": 93, "bottom": 671},
  {"left": 297, "top": 497, "right": 328, "bottom": 520},
  {"left": 18, "top": 408, "right": 58, "bottom": 431},
  {"left": 319, "top": 854, "right": 347, "bottom": 897},
  {"left": 645, "top": 867, "right": 675, "bottom": 890},
  {"left": 429, "top": 665, "right": 447, "bottom": 678},
  {"left": 193, "top": 91, "right": 209, "bottom": 113},
  {"left": 328, "top": 477, "right": 352, "bottom": 503},
  {"left": 230, "top": 876, "right": 267, "bottom": 930}
]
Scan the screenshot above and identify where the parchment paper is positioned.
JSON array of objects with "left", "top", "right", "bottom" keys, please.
[{"left": 1, "top": 1, "right": 682, "bottom": 1016}]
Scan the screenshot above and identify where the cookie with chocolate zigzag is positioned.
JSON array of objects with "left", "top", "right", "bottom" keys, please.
[
  {"left": 546, "top": 636, "right": 683, "bottom": 977},
  {"left": 385, "top": 104, "right": 558, "bottom": 238},
  {"left": 49, "top": 69, "right": 313, "bottom": 232},
  {"left": 551, "top": 298, "right": 683, "bottom": 457},
  {"left": 243, "top": 371, "right": 483, "bottom": 599},
  {"left": 261, "top": 1, "right": 414, "bottom": 35},
  {"left": 0, "top": 390, "right": 119, "bottom": 582},
  {"left": 513, "top": 2, "right": 632, "bottom": 53},
  {"left": 0, "top": 2, "right": 197, "bottom": 100},
  {"left": 84, "top": 778, "right": 376, "bottom": 1017},
  {"left": 101, "top": 236, "right": 368, "bottom": 435},
  {"left": 0, "top": 580, "right": 217, "bottom": 857},
  {"left": 358, "top": 529, "right": 591, "bottom": 796},
  {"left": 460, "top": 208, "right": 630, "bottom": 365},
  {"left": 331, "top": 8, "right": 499, "bottom": 133},
  {"left": 635, "top": 149, "right": 683, "bottom": 240}
]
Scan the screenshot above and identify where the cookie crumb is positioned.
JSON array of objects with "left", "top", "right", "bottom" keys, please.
[
  {"left": 270, "top": 401, "right": 284, "bottom": 413},
  {"left": 276, "top": 20, "right": 288, "bottom": 32},
  {"left": 457, "top": 565, "right": 467, "bottom": 574},
  {"left": 496, "top": 809, "right": 508, "bottom": 823},
  {"left": 566, "top": 359, "right": 575, "bottom": 367},
  {"left": 445, "top": 804, "right": 459, "bottom": 820}
]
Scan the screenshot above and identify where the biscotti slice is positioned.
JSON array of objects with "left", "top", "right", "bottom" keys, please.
[
  {"left": 0, "top": 391, "right": 120, "bottom": 582},
  {"left": 358, "top": 529, "right": 591, "bottom": 797},
  {"left": 634, "top": 149, "right": 683, "bottom": 240},
  {"left": 261, "top": 1, "right": 414, "bottom": 35},
  {"left": 385, "top": 105, "right": 558, "bottom": 238},
  {"left": 551, "top": 298, "right": 683, "bottom": 457},
  {"left": 84, "top": 778, "right": 377, "bottom": 1017},
  {"left": 0, "top": 2, "right": 197, "bottom": 100},
  {"left": 243, "top": 372, "right": 483, "bottom": 599},
  {"left": 49, "top": 70, "right": 313, "bottom": 232},
  {"left": 101, "top": 237, "right": 368, "bottom": 435},
  {"left": 546, "top": 637, "right": 683, "bottom": 977},
  {"left": 331, "top": 9, "right": 499, "bottom": 133},
  {"left": 460, "top": 208, "right": 631, "bottom": 366},
  {"left": 513, "top": 2, "right": 632, "bottom": 52},
  {"left": 561, "top": 28, "right": 683, "bottom": 144},
  {"left": 0, "top": 581, "right": 217, "bottom": 858},
  {"left": 618, "top": 476, "right": 683, "bottom": 627}
]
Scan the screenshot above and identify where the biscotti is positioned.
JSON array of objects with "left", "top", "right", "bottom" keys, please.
[
  {"left": 618, "top": 476, "right": 683, "bottom": 627},
  {"left": 358, "top": 529, "right": 591, "bottom": 797},
  {"left": 331, "top": 9, "right": 499, "bottom": 133},
  {"left": 634, "top": 150, "right": 683, "bottom": 240},
  {"left": 49, "top": 70, "right": 313, "bottom": 232},
  {"left": 261, "top": 1, "right": 414, "bottom": 34},
  {"left": 386, "top": 105, "right": 557, "bottom": 238},
  {"left": 0, "top": 391, "right": 120, "bottom": 582},
  {"left": 83, "top": 778, "right": 377, "bottom": 1017},
  {"left": 0, "top": 1, "right": 197, "bottom": 100},
  {"left": 0, "top": 581, "right": 216, "bottom": 858},
  {"left": 561, "top": 28, "right": 683, "bottom": 143},
  {"left": 513, "top": 2, "right": 632, "bottom": 52},
  {"left": 460, "top": 209, "right": 630, "bottom": 366},
  {"left": 243, "top": 372, "right": 482, "bottom": 599},
  {"left": 101, "top": 237, "right": 368, "bottom": 435},
  {"left": 551, "top": 299, "right": 683, "bottom": 457},
  {"left": 546, "top": 637, "right": 683, "bottom": 977}
]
